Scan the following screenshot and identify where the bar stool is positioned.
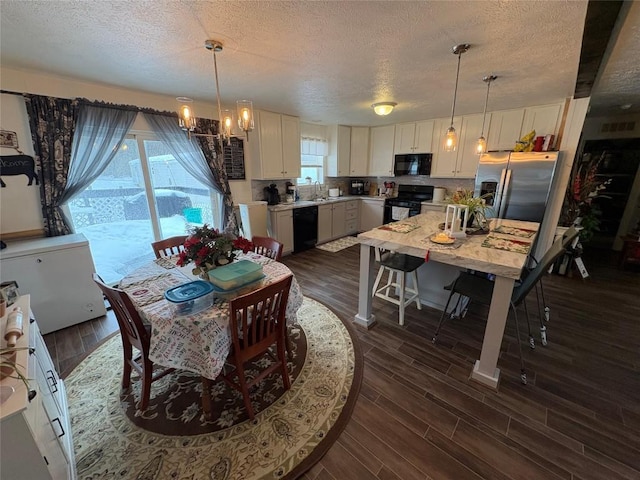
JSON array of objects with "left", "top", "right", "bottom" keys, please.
[{"left": 372, "top": 248, "right": 423, "bottom": 326}]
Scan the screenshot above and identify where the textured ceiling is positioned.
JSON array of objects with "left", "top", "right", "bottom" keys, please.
[{"left": 1, "top": 0, "right": 623, "bottom": 126}]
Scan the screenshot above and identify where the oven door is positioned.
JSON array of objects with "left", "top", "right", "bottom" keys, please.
[{"left": 383, "top": 200, "right": 421, "bottom": 224}]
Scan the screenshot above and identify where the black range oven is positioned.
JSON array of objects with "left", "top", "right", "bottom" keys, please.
[{"left": 383, "top": 184, "right": 434, "bottom": 224}]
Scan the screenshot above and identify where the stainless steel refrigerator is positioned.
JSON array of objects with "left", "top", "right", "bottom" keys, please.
[{"left": 474, "top": 151, "right": 560, "bottom": 223}]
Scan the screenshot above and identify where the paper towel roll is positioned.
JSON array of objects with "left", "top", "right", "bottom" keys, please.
[{"left": 433, "top": 187, "right": 447, "bottom": 203}]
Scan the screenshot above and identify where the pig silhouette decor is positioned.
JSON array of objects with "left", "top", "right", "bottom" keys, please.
[{"left": 0, "top": 154, "right": 39, "bottom": 187}]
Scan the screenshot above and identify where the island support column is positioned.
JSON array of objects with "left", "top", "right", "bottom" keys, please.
[
  {"left": 353, "top": 243, "right": 377, "bottom": 329},
  {"left": 470, "top": 275, "right": 515, "bottom": 389}
]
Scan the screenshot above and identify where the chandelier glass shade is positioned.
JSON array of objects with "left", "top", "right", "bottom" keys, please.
[
  {"left": 443, "top": 43, "right": 470, "bottom": 152},
  {"left": 476, "top": 75, "right": 497, "bottom": 155},
  {"left": 372, "top": 102, "right": 397, "bottom": 116}
]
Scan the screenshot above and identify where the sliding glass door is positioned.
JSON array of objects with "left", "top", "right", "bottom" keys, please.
[{"left": 67, "top": 134, "right": 220, "bottom": 284}]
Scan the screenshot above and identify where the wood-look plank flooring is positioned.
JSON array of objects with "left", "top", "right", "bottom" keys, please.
[{"left": 45, "top": 245, "right": 640, "bottom": 480}]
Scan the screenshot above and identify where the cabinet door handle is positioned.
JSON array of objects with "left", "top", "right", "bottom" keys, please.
[
  {"left": 36, "top": 258, "right": 43, "bottom": 263},
  {"left": 52, "top": 417, "right": 66, "bottom": 438},
  {"left": 28, "top": 389, "right": 37, "bottom": 402},
  {"left": 46, "top": 370, "right": 59, "bottom": 393}
]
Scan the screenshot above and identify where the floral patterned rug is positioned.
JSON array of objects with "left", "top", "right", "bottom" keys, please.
[
  {"left": 315, "top": 236, "right": 360, "bottom": 252},
  {"left": 66, "top": 297, "right": 361, "bottom": 480}
]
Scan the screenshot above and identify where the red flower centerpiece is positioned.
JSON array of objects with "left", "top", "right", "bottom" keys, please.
[{"left": 176, "top": 224, "right": 254, "bottom": 278}]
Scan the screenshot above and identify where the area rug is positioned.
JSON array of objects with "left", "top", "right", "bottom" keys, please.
[
  {"left": 66, "top": 297, "right": 362, "bottom": 479},
  {"left": 315, "top": 236, "right": 360, "bottom": 253}
]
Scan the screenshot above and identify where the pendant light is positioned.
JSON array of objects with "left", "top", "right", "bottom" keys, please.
[
  {"left": 476, "top": 75, "right": 497, "bottom": 155},
  {"left": 177, "top": 39, "right": 254, "bottom": 143},
  {"left": 443, "top": 43, "right": 470, "bottom": 152}
]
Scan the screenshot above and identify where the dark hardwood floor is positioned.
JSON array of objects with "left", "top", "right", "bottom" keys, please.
[{"left": 45, "top": 244, "right": 640, "bottom": 480}]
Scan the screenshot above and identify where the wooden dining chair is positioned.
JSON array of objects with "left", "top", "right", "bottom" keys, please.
[
  {"left": 92, "top": 273, "right": 174, "bottom": 411},
  {"left": 221, "top": 274, "right": 293, "bottom": 420},
  {"left": 252, "top": 236, "right": 283, "bottom": 261},
  {"left": 151, "top": 235, "right": 188, "bottom": 259}
]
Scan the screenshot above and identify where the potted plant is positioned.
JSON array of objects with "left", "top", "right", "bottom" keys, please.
[
  {"left": 1, "top": 346, "right": 30, "bottom": 386},
  {"left": 445, "top": 189, "right": 494, "bottom": 229}
]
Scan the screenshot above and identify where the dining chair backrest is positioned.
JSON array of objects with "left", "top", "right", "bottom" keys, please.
[
  {"left": 151, "top": 235, "right": 189, "bottom": 259},
  {"left": 513, "top": 238, "right": 565, "bottom": 306},
  {"left": 228, "top": 275, "right": 293, "bottom": 362},
  {"left": 252, "top": 236, "right": 283, "bottom": 261},
  {"left": 92, "top": 273, "right": 149, "bottom": 352},
  {"left": 561, "top": 226, "right": 580, "bottom": 248}
]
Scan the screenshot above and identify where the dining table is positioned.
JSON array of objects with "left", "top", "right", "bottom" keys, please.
[
  {"left": 118, "top": 251, "right": 303, "bottom": 384},
  {"left": 356, "top": 211, "right": 540, "bottom": 389}
]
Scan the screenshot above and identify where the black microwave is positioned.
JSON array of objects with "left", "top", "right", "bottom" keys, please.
[{"left": 394, "top": 153, "right": 432, "bottom": 176}]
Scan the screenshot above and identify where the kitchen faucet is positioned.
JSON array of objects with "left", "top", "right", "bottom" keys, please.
[{"left": 314, "top": 181, "right": 325, "bottom": 200}]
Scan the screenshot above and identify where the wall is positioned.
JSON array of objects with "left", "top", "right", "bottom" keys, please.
[{"left": 0, "top": 66, "right": 255, "bottom": 235}]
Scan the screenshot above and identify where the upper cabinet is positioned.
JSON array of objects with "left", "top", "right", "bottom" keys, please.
[
  {"left": 521, "top": 104, "right": 563, "bottom": 140},
  {"left": 394, "top": 120, "right": 434, "bottom": 154},
  {"left": 327, "top": 125, "right": 351, "bottom": 177},
  {"left": 350, "top": 127, "right": 370, "bottom": 176},
  {"left": 431, "top": 114, "right": 485, "bottom": 178},
  {"left": 369, "top": 125, "right": 395, "bottom": 176},
  {"left": 487, "top": 108, "right": 525, "bottom": 151},
  {"left": 249, "top": 110, "right": 301, "bottom": 179}
]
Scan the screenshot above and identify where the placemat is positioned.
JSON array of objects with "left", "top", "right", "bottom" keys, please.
[
  {"left": 378, "top": 223, "right": 421, "bottom": 234},
  {"left": 492, "top": 225, "right": 536, "bottom": 238},
  {"left": 154, "top": 256, "right": 179, "bottom": 269},
  {"left": 481, "top": 235, "right": 532, "bottom": 254}
]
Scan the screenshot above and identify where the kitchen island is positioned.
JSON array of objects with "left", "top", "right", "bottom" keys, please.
[{"left": 355, "top": 211, "right": 539, "bottom": 389}]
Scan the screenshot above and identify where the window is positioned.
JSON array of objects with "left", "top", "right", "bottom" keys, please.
[
  {"left": 298, "top": 136, "right": 327, "bottom": 185},
  {"left": 66, "top": 135, "right": 220, "bottom": 284}
]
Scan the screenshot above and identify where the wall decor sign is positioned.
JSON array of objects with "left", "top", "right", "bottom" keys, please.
[
  {"left": 0, "top": 130, "right": 19, "bottom": 149},
  {"left": 0, "top": 281, "right": 20, "bottom": 306},
  {"left": 0, "top": 154, "right": 39, "bottom": 187},
  {"left": 223, "top": 137, "right": 245, "bottom": 180}
]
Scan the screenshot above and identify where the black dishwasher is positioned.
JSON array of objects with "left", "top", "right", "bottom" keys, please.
[{"left": 293, "top": 206, "right": 318, "bottom": 252}]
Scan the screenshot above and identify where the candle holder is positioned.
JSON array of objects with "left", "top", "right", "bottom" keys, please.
[{"left": 445, "top": 204, "right": 469, "bottom": 238}]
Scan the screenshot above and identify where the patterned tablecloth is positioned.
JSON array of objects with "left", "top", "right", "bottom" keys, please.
[{"left": 118, "top": 252, "right": 303, "bottom": 380}]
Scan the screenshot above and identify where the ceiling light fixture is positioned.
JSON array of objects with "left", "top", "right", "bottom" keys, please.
[
  {"left": 177, "top": 39, "right": 254, "bottom": 143},
  {"left": 444, "top": 43, "right": 470, "bottom": 152},
  {"left": 372, "top": 102, "right": 397, "bottom": 116},
  {"left": 476, "top": 74, "right": 497, "bottom": 155}
]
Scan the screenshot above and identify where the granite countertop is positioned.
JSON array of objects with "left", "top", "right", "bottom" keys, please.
[
  {"left": 357, "top": 211, "right": 540, "bottom": 279},
  {"left": 267, "top": 195, "right": 386, "bottom": 211}
]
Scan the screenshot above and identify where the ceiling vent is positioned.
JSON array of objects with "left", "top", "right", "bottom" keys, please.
[{"left": 600, "top": 121, "right": 636, "bottom": 133}]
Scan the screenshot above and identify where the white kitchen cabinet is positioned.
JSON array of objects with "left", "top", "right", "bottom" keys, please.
[
  {"left": 431, "top": 115, "right": 484, "bottom": 178},
  {"left": 360, "top": 198, "right": 385, "bottom": 232},
  {"left": 344, "top": 200, "right": 360, "bottom": 234},
  {"left": 369, "top": 125, "right": 395, "bottom": 176},
  {"left": 521, "top": 103, "right": 563, "bottom": 141},
  {"left": 331, "top": 202, "right": 347, "bottom": 239},
  {"left": 350, "top": 127, "right": 370, "bottom": 176},
  {"left": 249, "top": 110, "right": 301, "bottom": 179},
  {"left": 487, "top": 108, "right": 525, "bottom": 151},
  {"left": 268, "top": 209, "right": 294, "bottom": 255},
  {"left": 1, "top": 295, "right": 76, "bottom": 480},
  {"left": 394, "top": 120, "right": 434, "bottom": 154},
  {"left": 317, "top": 204, "right": 333, "bottom": 243},
  {"left": 0, "top": 234, "right": 106, "bottom": 334},
  {"left": 327, "top": 125, "right": 351, "bottom": 177}
]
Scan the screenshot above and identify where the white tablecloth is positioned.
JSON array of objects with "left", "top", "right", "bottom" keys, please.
[{"left": 118, "top": 252, "right": 303, "bottom": 380}]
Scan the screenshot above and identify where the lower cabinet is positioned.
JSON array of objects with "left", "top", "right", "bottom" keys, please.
[
  {"left": 345, "top": 200, "right": 360, "bottom": 234},
  {"left": 318, "top": 202, "right": 347, "bottom": 243},
  {"left": 360, "top": 198, "right": 385, "bottom": 232},
  {"left": 268, "top": 210, "right": 294, "bottom": 255},
  {"left": 1, "top": 295, "right": 76, "bottom": 480}
]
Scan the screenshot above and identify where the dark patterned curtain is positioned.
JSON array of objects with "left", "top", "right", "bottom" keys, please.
[
  {"left": 194, "top": 118, "right": 238, "bottom": 235},
  {"left": 24, "top": 95, "right": 78, "bottom": 236}
]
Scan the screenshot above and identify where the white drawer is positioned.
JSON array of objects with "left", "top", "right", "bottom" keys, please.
[
  {"left": 346, "top": 209, "right": 358, "bottom": 221},
  {"left": 346, "top": 220, "right": 358, "bottom": 233},
  {"left": 345, "top": 200, "right": 359, "bottom": 210}
]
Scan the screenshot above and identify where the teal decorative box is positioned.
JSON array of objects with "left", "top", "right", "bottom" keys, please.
[{"left": 207, "top": 260, "right": 264, "bottom": 291}]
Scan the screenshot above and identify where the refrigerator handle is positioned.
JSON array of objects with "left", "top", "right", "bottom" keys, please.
[
  {"left": 498, "top": 169, "right": 512, "bottom": 218},
  {"left": 493, "top": 168, "right": 507, "bottom": 216}
]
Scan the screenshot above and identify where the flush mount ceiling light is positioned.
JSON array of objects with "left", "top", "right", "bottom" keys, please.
[
  {"left": 444, "top": 43, "right": 470, "bottom": 152},
  {"left": 177, "top": 39, "right": 254, "bottom": 143},
  {"left": 476, "top": 74, "right": 497, "bottom": 155},
  {"left": 372, "top": 102, "right": 397, "bottom": 116}
]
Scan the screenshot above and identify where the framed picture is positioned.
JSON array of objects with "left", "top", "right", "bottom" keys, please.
[
  {"left": 0, "top": 281, "right": 20, "bottom": 306},
  {"left": 0, "top": 130, "right": 19, "bottom": 149}
]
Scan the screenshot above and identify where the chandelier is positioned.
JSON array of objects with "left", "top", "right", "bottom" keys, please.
[
  {"left": 443, "top": 43, "right": 470, "bottom": 152},
  {"left": 178, "top": 39, "right": 254, "bottom": 143}
]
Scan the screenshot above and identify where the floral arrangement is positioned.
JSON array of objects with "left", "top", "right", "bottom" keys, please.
[
  {"left": 561, "top": 151, "right": 611, "bottom": 242},
  {"left": 445, "top": 189, "right": 493, "bottom": 227},
  {"left": 176, "top": 224, "right": 254, "bottom": 277}
]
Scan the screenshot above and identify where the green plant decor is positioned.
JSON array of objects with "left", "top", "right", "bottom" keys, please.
[{"left": 445, "top": 189, "right": 494, "bottom": 229}]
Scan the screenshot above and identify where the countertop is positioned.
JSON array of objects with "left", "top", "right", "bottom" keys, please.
[
  {"left": 357, "top": 211, "right": 539, "bottom": 279},
  {"left": 267, "top": 195, "right": 386, "bottom": 211}
]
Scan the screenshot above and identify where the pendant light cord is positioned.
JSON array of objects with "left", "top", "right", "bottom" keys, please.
[
  {"left": 450, "top": 52, "right": 462, "bottom": 126},
  {"left": 212, "top": 48, "right": 224, "bottom": 136},
  {"left": 480, "top": 78, "right": 491, "bottom": 137}
]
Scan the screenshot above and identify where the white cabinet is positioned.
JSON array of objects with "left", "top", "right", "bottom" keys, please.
[
  {"left": 394, "top": 120, "right": 434, "bottom": 154},
  {"left": 350, "top": 127, "right": 370, "bottom": 176},
  {"left": 268, "top": 210, "right": 294, "bottom": 255},
  {"left": 521, "top": 103, "right": 563, "bottom": 141},
  {"left": 0, "top": 234, "right": 106, "bottom": 334},
  {"left": 249, "top": 110, "right": 301, "bottom": 179},
  {"left": 331, "top": 203, "right": 346, "bottom": 239},
  {"left": 487, "top": 108, "right": 525, "bottom": 151},
  {"left": 327, "top": 125, "right": 351, "bottom": 177},
  {"left": 369, "top": 125, "right": 395, "bottom": 176},
  {"left": 431, "top": 115, "right": 484, "bottom": 178},
  {"left": 1, "top": 295, "right": 76, "bottom": 480},
  {"left": 344, "top": 200, "right": 360, "bottom": 234},
  {"left": 360, "top": 198, "right": 385, "bottom": 232},
  {"left": 317, "top": 204, "right": 333, "bottom": 244},
  {"left": 317, "top": 201, "right": 353, "bottom": 243}
]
